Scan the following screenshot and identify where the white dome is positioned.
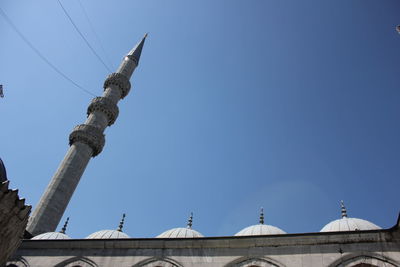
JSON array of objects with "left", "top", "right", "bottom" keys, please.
[
  {"left": 86, "top": 230, "right": 130, "bottom": 239},
  {"left": 320, "top": 217, "right": 381, "bottom": 232},
  {"left": 156, "top": 227, "right": 204, "bottom": 238},
  {"left": 32, "top": 232, "right": 71, "bottom": 240},
  {"left": 235, "top": 224, "right": 286, "bottom": 236}
]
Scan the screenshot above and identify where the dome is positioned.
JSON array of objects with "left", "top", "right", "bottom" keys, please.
[
  {"left": 86, "top": 213, "right": 130, "bottom": 239},
  {"left": 320, "top": 201, "right": 381, "bottom": 232},
  {"left": 86, "top": 229, "right": 130, "bottom": 239},
  {"left": 32, "top": 232, "right": 71, "bottom": 240},
  {"left": 235, "top": 224, "right": 286, "bottom": 236},
  {"left": 157, "top": 227, "right": 204, "bottom": 238},
  {"left": 320, "top": 217, "right": 381, "bottom": 232},
  {"left": 32, "top": 217, "right": 71, "bottom": 239},
  {"left": 235, "top": 208, "right": 286, "bottom": 236},
  {"left": 156, "top": 212, "right": 204, "bottom": 238}
]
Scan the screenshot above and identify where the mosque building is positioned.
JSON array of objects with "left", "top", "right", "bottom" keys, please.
[{"left": 2, "top": 35, "right": 400, "bottom": 267}]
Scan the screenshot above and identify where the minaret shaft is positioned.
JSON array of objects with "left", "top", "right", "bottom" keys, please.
[{"left": 27, "top": 36, "right": 146, "bottom": 236}]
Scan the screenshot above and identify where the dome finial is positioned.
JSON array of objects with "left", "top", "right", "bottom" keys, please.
[
  {"left": 117, "top": 213, "right": 126, "bottom": 232},
  {"left": 259, "top": 207, "right": 264, "bottom": 224},
  {"left": 341, "top": 200, "right": 348, "bottom": 218},
  {"left": 187, "top": 212, "right": 193, "bottom": 229},
  {"left": 60, "top": 217, "right": 69, "bottom": 234}
]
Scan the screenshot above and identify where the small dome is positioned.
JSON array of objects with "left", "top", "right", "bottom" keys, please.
[
  {"left": 32, "top": 232, "right": 71, "bottom": 240},
  {"left": 235, "top": 224, "right": 286, "bottom": 236},
  {"left": 32, "top": 217, "right": 71, "bottom": 240},
  {"left": 86, "top": 229, "right": 130, "bottom": 239},
  {"left": 86, "top": 213, "right": 130, "bottom": 239},
  {"left": 157, "top": 212, "right": 204, "bottom": 238},
  {"left": 156, "top": 227, "right": 204, "bottom": 238},
  {"left": 321, "top": 201, "right": 381, "bottom": 232},
  {"left": 235, "top": 208, "right": 286, "bottom": 236},
  {"left": 321, "top": 217, "right": 381, "bottom": 232}
]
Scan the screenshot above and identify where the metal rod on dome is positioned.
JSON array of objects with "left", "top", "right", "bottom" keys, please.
[
  {"left": 117, "top": 213, "right": 126, "bottom": 232},
  {"left": 259, "top": 207, "right": 264, "bottom": 224},
  {"left": 60, "top": 217, "right": 69, "bottom": 234},
  {"left": 341, "top": 200, "right": 348, "bottom": 218},
  {"left": 187, "top": 212, "right": 193, "bottom": 229}
]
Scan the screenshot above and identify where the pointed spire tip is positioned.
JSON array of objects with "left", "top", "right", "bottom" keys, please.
[{"left": 127, "top": 34, "right": 147, "bottom": 64}]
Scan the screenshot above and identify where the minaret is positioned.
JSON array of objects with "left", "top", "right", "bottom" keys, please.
[{"left": 27, "top": 34, "right": 147, "bottom": 236}]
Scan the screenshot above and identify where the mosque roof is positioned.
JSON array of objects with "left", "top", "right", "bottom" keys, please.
[
  {"left": 320, "top": 201, "right": 381, "bottom": 232},
  {"left": 234, "top": 208, "right": 286, "bottom": 236}
]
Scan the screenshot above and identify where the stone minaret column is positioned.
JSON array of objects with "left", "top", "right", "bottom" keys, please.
[{"left": 27, "top": 34, "right": 147, "bottom": 236}]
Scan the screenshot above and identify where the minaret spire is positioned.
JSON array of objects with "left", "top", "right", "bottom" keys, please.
[
  {"left": 341, "top": 200, "right": 348, "bottom": 218},
  {"left": 127, "top": 33, "right": 148, "bottom": 64},
  {"left": 27, "top": 35, "right": 147, "bottom": 236}
]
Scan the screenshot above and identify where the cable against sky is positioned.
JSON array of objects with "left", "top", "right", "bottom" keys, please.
[
  {"left": 78, "top": 0, "right": 114, "bottom": 70},
  {"left": 57, "top": 0, "right": 112, "bottom": 72},
  {"left": 0, "top": 6, "right": 96, "bottom": 97}
]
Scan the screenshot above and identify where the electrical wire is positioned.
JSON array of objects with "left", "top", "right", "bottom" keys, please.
[
  {"left": 77, "top": 0, "right": 114, "bottom": 69},
  {"left": 0, "top": 6, "right": 96, "bottom": 97},
  {"left": 57, "top": 0, "right": 112, "bottom": 72}
]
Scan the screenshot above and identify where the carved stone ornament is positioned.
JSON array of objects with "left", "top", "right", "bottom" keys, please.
[
  {"left": 69, "top": 124, "right": 105, "bottom": 157},
  {"left": 103, "top": 73, "right": 131, "bottom": 99},
  {"left": 87, "top": 97, "right": 119, "bottom": 126}
]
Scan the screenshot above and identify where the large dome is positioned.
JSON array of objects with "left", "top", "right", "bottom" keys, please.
[
  {"left": 32, "top": 232, "right": 71, "bottom": 240},
  {"left": 320, "top": 201, "right": 381, "bottom": 232},
  {"left": 86, "top": 229, "right": 130, "bottom": 239},
  {"left": 235, "top": 208, "right": 286, "bottom": 236}
]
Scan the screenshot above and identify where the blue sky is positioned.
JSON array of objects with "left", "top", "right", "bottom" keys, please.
[{"left": 0, "top": 0, "right": 399, "bottom": 238}]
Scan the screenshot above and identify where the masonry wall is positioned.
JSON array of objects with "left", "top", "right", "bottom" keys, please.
[{"left": 8, "top": 226, "right": 400, "bottom": 267}]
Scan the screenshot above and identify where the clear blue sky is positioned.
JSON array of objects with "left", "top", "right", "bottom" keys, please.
[{"left": 0, "top": 0, "right": 399, "bottom": 238}]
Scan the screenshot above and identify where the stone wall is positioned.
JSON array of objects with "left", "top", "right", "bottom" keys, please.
[
  {"left": 8, "top": 221, "right": 400, "bottom": 267},
  {"left": 0, "top": 180, "right": 31, "bottom": 266}
]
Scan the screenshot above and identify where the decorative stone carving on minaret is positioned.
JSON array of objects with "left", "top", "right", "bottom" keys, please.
[{"left": 26, "top": 34, "right": 147, "bottom": 236}]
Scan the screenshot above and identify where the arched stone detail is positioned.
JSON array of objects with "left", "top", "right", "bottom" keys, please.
[
  {"left": 103, "top": 72, "right": 131, "bottom": 99},
  {"left": 87, "top": 97, "right": 119, "bottom": 126},
  {"left": 329, "top": 253, "right": 399, "bottom": 267},
  {"left": 225, "top": 257, "right": 284, "bottom": 267},
  {"left": 6, "top": 256, "right": 29, "bottom": 267},
  {"left": 69, "top": 124, "right": 105, "bottom": 157},
  {"left": 133, "top": 257, "right": 183, "bottom": 267},
  {"left": 54, "top": 257, "right": 97, "bottom": 267}
]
